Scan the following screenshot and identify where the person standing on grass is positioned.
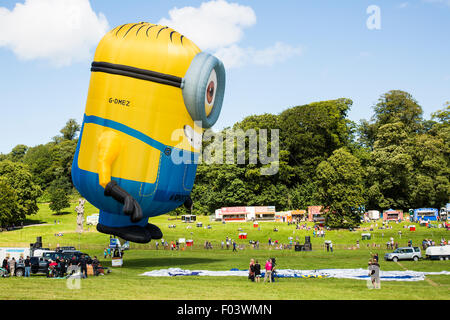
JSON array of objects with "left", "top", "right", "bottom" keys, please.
[
  {"left": 104, "top": 248, "right": 107, "bottom": 259},
  {"left": 8, "top": 257, "right": 16, "bottom": 277},
  {"left": 370, "top": 252, "right": 379, "bottom": 264},
  {"left": 248, "top": 259, "right": 255, "bottom": 282},
  {"left": 232, "top": 241, "right": 237, "bottom": 252},
  {"left": 60, "top": 257, "right": 66, "bottom": 278},
  {"left": 254, "top": 260, "right": 261, "bottom": 282},
  {"left": 264, "top": 259, "right": 272, "bottom": 283},
  {"left": 78, "top": 254, "right": 88, "bottom": 278},
  {"left": 2, "top": 257, "right": 8, "bottom": 274},
  {"left": 24, "top": 256, "right": 31, "bottom": 277},
  {"left": 92, "top": 256, "right": 99, "bottom": 276},
  {"left": 368, "top": 259, "right": 381, "bottom": 289},
  {"left": 270, "top": 258, "right": 277, "bottom": 282}
]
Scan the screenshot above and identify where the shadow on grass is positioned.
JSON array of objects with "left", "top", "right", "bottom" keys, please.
[
  {"left": 52, "top": 211, "right": 72, "bottom": 216},
  {"left": 118, "top": 257, "right": 224, "bottom": 269},
  {"left": 23, "top": 219, "right": 47, "bottom": 226}
]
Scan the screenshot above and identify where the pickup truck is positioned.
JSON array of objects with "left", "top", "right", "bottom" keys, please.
[{"left": 15, "top": 257, "right": 49, "bottom": 277}]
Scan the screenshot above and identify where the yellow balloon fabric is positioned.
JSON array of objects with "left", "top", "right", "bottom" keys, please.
[{"left": 71, "top": 23, "right": 224, "bottom": 242}]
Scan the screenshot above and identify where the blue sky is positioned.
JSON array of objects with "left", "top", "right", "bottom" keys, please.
[{"left": 0, "top": 0, "right": 449, "bottom": 154}]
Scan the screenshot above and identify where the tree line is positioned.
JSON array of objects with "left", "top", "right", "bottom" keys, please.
[{"left": 0, "top": 90, "right": 448, "bottom": 228}]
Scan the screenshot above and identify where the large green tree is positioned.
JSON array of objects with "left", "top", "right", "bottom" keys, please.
[
  {"left": 59, "top": 118, "right": 81, "bottom": 141},
  {"left": 0, "top": 160, "right": 42, "bottom": 222},
  {"left": 0, "top": 180, "right": 19, "bottom": 227},
  {"left": 359, "top": 90, "right": 424, "bottom": 149},
  {"left": 316, "top": 148, "right": 366, "bottom": 228},
  {"left": 278, "top": 98, "right": 354, "bottom": 182}
]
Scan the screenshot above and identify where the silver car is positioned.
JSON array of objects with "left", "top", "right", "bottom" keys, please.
[{"left": 384, "top": 247, "right": 422, "bottom": 262}]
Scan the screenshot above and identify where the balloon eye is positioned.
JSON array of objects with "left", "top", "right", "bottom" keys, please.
[
  {"left": 206, "top": 81, "right": 215, "bottom": 104},
  {"left": 204, "top": 69, "right": 217, "bottom": 115}
]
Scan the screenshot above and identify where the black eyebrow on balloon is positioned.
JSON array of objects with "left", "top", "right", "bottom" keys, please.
[
  {"left": 123, "top": 23, "right": 140, "bottom": 38},
  {"left": 146, "top": 25, "right": 157, "bottom": 37},
  {"left": 115, "top": 24, "right": 126, "bottom": 36},
  {"left": 169, "top": 31, "right": 176, "bottom": 43},
  {"left": 157, "top": 26, "right": 168, "bottom": 38},
  {"left": 136, "top": 24, "right": 146, "bottom": 36},
  {"left": 91, "top": 61, "right": 183, "bottom": 88}
]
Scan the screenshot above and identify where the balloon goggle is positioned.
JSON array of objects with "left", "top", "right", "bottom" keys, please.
[{"left": 91, "top": 52, "right": 225, "bottom": 129}]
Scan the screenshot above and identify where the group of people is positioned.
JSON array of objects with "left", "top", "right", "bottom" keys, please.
[
  {"left": 248, "top": 258, "right": 276, "bottom": 283},
  {"left": 2, "top": 256, "right": 20, "bottom": 277},
  {"left": 295, "top": 223, "right": 312, "bottom": 231},
  {"left": 313, "top": 228, "right": 326, "bottom": 238},
  {"left": 1, "top": 254, "right": 104, "bottom": 278},
  {"left": 46, "top": 254, "right": 102, "bottom": 278},
  {"left": 422, "top": 239, "right": 436, "bottom": 250},
  {"left": 204, "top": 241, "right": 213, "bottom": 249},
  {"left": 103, "top": 246, "right": 123, "bottom": 257},
  {"left": 220, "top": 237, "right": 237, "bottom": 251},
  {"left": 154, "top": 239, "right": 183, "bottom": 250},
  {"left": 386, "top": 237, "right": 399, "bottom": 250},
  {"left": 1, "top": 256, "right": 37, "bottom": 277}
]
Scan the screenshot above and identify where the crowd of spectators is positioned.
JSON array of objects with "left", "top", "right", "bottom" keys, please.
[{"left": 1, "top": 253, "right": 106, "bottom": 278}]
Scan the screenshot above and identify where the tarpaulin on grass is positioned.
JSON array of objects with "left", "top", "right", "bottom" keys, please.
[{"left": 140, "top": 268, "right": 450, "bottom": 282}]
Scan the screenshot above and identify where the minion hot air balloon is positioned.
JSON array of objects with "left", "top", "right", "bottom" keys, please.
[{"left": 71, "top": 22, "right": 225, "bottom": 243}]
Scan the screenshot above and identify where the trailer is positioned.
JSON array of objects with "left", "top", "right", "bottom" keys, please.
[
  {"left": 425, "top": 245, "right": 450, "bottom": 260},
  {"left": 0, "top": 247, "right": 30, "bottom": 261},
  {"left": 439, "top": 203, "right": 449, "bottom": 221},
  {"left": 86, "top": 213, "right": 99, "bottom": 225},
  {"left": 368, "top": 210, "right": 380, "bottom": 220}
]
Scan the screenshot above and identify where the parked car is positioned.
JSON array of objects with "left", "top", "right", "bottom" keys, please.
[
  {"left": 57, "top": 246, "right": 77, "bottom": 251},
  {"left": 384, "top": 247, "right": 422, "bottom": 262},
  {"left": 42, "top": 250, "right": 91, "bottom": 264}
]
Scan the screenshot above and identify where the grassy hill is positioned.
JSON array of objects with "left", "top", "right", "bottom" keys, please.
[{"left": 0, "top": 200, "right": 449, "bottom": 300}]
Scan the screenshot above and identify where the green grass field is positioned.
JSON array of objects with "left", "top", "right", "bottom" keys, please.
[{"left": 0, "top": 201, "right": 449, "bottom": 300}]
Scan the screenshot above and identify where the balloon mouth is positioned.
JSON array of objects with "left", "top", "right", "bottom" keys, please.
[{"left": 183, "top": 125, "right": 202, "bottom": 150}]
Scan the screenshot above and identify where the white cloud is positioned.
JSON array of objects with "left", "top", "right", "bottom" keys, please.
[
  {"left": 0, "top": 0, "right": 109, "bottom": 66},
  {"left": 159, "top": 0, "right": 302, "bottom": 69},
  {"left": 215, "top": 42, "right": 302, "bottom": 68},
  {"left": 397, "top": 2, "right": 409, "bottom": 9},
  {"left": 158, "top": 0, "right": 256, "bottom": 51}
]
